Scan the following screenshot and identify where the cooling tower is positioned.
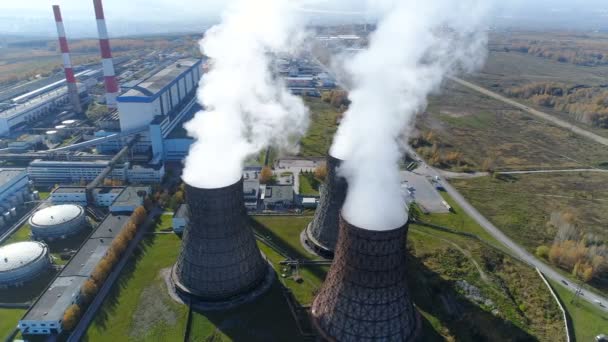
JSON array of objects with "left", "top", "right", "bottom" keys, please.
[
  {"left": 304, "top": 155, "right": 347, "bottom": 258},
  {"left": 311, "top": 217, "right": 420, "bottom": 341},
  {"left": 171, "top": 178, "right": 272, "bottom": 308}
]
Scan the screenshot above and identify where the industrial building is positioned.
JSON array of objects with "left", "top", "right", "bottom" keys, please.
[
  {"left": 0, "top": 169, "right": 30, "bottom": 213},
  {"left": 49, "top": 186, "right": 148, "bottom": 213},
  {"left": 172, "top": 204, "right": 189, "bottom": 234},
  {"left": 311, "top": 218, "right": 420, "bottom": 341},
  {"left": 27, "top": 159, "right": 164, "bottom": 185},
  {"left": 113, "top": 58, "right": 202, "bottom": 161},
  {"left": 0, "top": 241, "right": 52, "bottom": 289},
  {"left": 0, "top": 85, "right": 87, "bottom": 137},
  {"left": 172, "top": 179, "right": 273, "bottom": 309},
  {"left": 29, "top": 204, "right": 88, "bottom": 241},
  {"left": 305, "top": 155, "right": 347, "bottom": 258}
]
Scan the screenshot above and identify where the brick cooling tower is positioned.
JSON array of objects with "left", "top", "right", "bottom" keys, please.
[
  {"left": 304, "top": 155, "right": 347, "bottom": 258},
  {"left": 311, "top": 217, "right": 420, "bottom": 341},
  {"left": 172, "top": 179, "right": 272, "bottom": 308}
]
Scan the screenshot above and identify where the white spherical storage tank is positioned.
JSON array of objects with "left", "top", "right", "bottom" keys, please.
[
  {"left": 0, "top": 242, "right": 51, "bottom": 288},
  {"left": 29, "top": 204, "right": 87, "bottom": 241}
]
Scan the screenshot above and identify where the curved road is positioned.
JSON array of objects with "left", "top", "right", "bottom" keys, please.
[{"left": 416, "top": 160, "right": 608, "bottom": 312}]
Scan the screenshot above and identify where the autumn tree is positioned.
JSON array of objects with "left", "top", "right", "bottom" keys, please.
[
  {"left": 91, "top": 259, "right": 112, "bottom": 284},
  {"left": 314, "top": 163, "right": 328, "bottom": 182},
  {"left": 62, "top": 304, "right": 81, "bottom": 331},
  {"left": 260, "top": 166, "right": 274, "bottom": 184},
  {"left": 536, "top": 245, "right": 550, "bottom": 259},
  {"left": 80, "top": 279, "right": 99, "bottom": 304},
  {"left": 132, "top": 206, "right": 147, "bottom": 226}
]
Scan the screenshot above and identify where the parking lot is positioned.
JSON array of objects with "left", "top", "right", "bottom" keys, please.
[{"left": 400, "top": 171, "right": 450, "bottom": 214}]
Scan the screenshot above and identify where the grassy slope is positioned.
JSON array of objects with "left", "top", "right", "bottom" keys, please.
[
  {"left": 549, "top": 280, "right": 608, "bottom": 342},
  {"left": 0, "top": 309, "right": 24, "bottom": 341},
  {"left": 299, "top": 97, "right": 340, "bottom": 157},
  {"left": 450, "top": 173, "right": 608, "bottom": 252}
]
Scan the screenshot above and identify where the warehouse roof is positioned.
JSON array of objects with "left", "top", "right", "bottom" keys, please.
[{"left": 0, "top": 168, "right": 26, "bottom": 188}]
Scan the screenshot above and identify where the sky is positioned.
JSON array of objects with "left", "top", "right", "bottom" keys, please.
[{"left": 0, "top": 0, "right": 607, "bottom": 37}]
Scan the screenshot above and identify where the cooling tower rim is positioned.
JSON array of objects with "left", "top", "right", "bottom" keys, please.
[
  {"left": 340, "top": 214, "right": 407, "bottom": 234},
  {"left": 184, "top": 177, "right": 244, "bottom": 191},
  {"left": 327, "top": 153, "right": 345, "bottom": 163}
]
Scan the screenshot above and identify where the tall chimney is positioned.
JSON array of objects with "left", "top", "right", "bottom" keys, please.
[
  {"left": 52, "top": 5, "right": 82, "bottom": 114},
  {"left": 171, "top": 179, "right": 273, "bottom": 309},
  {"left": 311, "top": 217, "right": 420, "bottom": 341},
  {"left": 304, "top": 155, "right": 347, "bottom": 258},
  {"left": 93, "top": 0, "right": 119, "bottom": 109}
]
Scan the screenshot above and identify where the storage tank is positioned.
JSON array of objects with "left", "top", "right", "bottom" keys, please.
[
  {"left": 29, "top": 204, "right": 87, "bottom": 241},
  {"left": 0, "top": 242, "right": 52, "bottom": 288}
]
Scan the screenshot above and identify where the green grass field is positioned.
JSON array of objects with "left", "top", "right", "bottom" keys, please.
[
  {"left": 82, "top": 210, "right": 568, "bottom": 341},
  {"left": 0, "top": 309, "right": 24, "bottom": 341},
  {"left": 299, "top": 97, "right": 341, "bottom": 157},
  {"left": 155, "top": 213, "right": 174, "bottom": 232},
  {"left": 298, "top": 175, "right": 320, "bottom": 196},
  {"left": 450, "top": 173, "right": 608, "bottom": 252},
  {"left": 549, "top": 280, "right": 608, "bottom": 342},
  {"left": 85, "top": 234, "right": 188, "bottom": 342},
  {"left": 1, "top": 224, "right": 31, "bottom": 245}
]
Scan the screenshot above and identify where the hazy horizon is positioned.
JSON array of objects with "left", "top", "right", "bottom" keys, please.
[{"left": 0, "top": 0, "right": 607, "bottom": 39}]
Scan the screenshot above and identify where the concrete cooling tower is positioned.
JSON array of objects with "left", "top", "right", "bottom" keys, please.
[
  {"left": 304, "top": 155, "right": 347, "bottom": 258},
  {"left": 171, "top": 178, "right": 273, "bottom": 309},
  {"left": 311, "top": 217, "right": 420, "bottom": 341}
]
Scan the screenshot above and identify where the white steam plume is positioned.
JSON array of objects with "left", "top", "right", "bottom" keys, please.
[
  {"left": 183, "top": 0, "right": 309, "bottom": 189},
  {"left": 331, "top": 0, "right": 491, "bottom": 231}
]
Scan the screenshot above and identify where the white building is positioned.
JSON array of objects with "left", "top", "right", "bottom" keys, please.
[
  {"left": 109, "top": 186, "right": 150, "bottom": 213},
  {"left": 27, "top": 160, "right": 164, "bottom": 185},
  {"left": 117, "top": 59, "right": 202, "bottom": 133}
]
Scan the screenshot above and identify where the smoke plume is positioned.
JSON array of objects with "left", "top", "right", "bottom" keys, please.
[
  {"left": 331, "top": 0, "right": 491, "bottom": 231},
  {"left": 183, "top": 0, "right": 309, "bottom": 189}
]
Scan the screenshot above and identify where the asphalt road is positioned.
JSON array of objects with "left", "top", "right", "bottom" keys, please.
[{"left": 450, "top": 77, "right": 608, "bottom": 148}]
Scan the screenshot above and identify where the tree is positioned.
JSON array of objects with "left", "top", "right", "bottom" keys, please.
[
  {"left": 91, "top": 259, "right": 112, "bottom": 284},
  {"left": 314, "top": 163, "right": 328, "bottom": 182},
  {"left": 260, "top": 166, "right": 273, "bottom": 184},
  {"left": 132, "top": 206, "right": 147, "bottom": 226},
  {"left": 80, "top": 279, "right": 99, "bottom": 304},
  {"left": 582, "top": 266, "right": 594, "bottom": 283},
  {"left": 536, "top": 245, "right": 550, "bottom": 259},
  {"left": 481, "top": 157, "right": 496, "bottom": 173},
  {"left": 62, "top": 304, "right": 81, "bottom": 331}
]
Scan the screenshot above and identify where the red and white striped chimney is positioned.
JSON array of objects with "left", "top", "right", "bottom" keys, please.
[
  {"left": 93, "top": 0, "right": 119, "bottom": 109},
  {"left": 53, "top": 5, "right": 83, "bottom": 114}
]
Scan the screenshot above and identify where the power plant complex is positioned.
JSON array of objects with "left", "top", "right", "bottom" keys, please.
[
  {"left": 311, "top": 217, "right": 420, "bottom": 341},
  {"left": 171, "top": 179, "right": 274, "bottom": 309},
  {"left": 305, "top": 155, "right": 347, "bottom": 258}
]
